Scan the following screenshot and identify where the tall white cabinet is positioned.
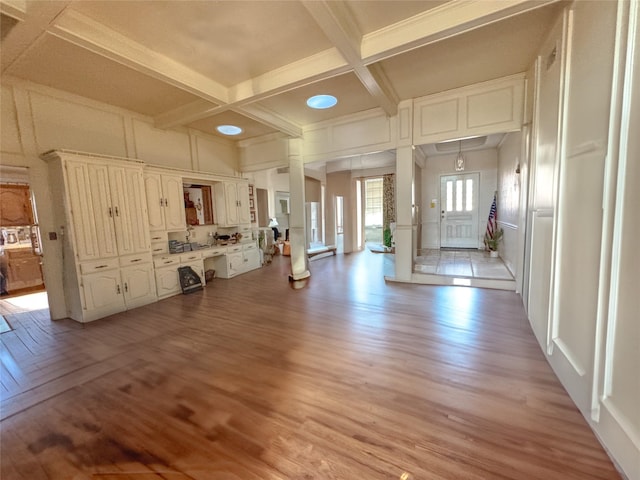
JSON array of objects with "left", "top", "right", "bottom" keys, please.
[{"left": 45, "top": 150, "right": 156, "bottom": 322}]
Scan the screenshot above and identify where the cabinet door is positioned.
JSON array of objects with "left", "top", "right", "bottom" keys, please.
[
  {"left": 244, "top": 249, "right": 261, "bottom": 272},
  {"left": 227, "top": 252, "right": 244, "bottom": 277},
  {"left": 236, "top": 182, "right": 251, "bottom": 225},
  {"left": 144, "top": 173, "right": 165, "bottom": 231},
  {"left": 82, "top": 270, "right": 125, "bottom": 314},
  {"left": 110, "top": 166, "right": 150, "bottom": 255},
  {"left": 86, "top": 163, "right": 119, "bottom": 259},
  {"left": 155, "top": 266, "right": 181, "bottom": 297},
  {"left": 0, "top": 185, "right": 34, "bottom": 226},
  {"left": 65, "top": 160, "right": 116, "bottom": 261},
  {"left": 224, "top": 182, "right": 240, "bottom": 225},
  {"left": 162, "top": 175, "right": 186, "bottom": 230},
  {"left": 121, "top": 263, "right": 157, "bottom": 309}
]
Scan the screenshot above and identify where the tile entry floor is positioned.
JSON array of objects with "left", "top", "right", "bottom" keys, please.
[{"left": 414, "top": 249, "right": 514, "bottom": 280}]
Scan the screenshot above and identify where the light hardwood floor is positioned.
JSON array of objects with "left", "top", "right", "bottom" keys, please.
[{"left": 0, "top": 251, "right": 620, "bottom": 479}]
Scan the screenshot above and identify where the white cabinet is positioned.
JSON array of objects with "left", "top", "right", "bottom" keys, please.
[
  {"left": 81, "top": 269, "right": 124, "bottom": 318},
  {"left": 144, "top": 172, "right": 186, "bottom": 231},
  {"left": 213, "top": 243, "right": 261, "bottom": 278},
  {"left": 44, "top": 150, "right": 156, "bottom": 323},
  {"left": 63, "top": 158, "right": 150, "bottom": 262},
  {"left": 153, "top": 255, "right": 180, "bottom": 298},
  {"left": 121, "top": 263, "right": 157, "bottom": 309},
  {"left": 79, "top": 254, "right": 156, "bottom": 322},
  {"left": 214, "top": 181, "right": 251, "bottom": 226},
  {"left": 109, "top": 166, "right": 152, "bottom": 256},
  {"left": 153, "top": 252, "right": 204, "bottom": 299}
]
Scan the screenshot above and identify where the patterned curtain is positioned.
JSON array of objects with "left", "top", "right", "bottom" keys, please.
[{"left": 382, "top": 173, "right": 395, "bottom": 230}]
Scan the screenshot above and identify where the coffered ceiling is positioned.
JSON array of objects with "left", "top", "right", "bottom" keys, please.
[{"left": 1, "top": 0, "right": 563, "bottom": 144}]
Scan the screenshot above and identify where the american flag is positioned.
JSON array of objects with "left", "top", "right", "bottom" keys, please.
[{"left": 485, "top": 192, "right": 498, "bottom": 245}]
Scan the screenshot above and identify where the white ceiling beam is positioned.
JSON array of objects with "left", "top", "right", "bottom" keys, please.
[
  {"left": 155, "top": 100, "right": 227, "bottom": 130},
  {"left": 0, "top": 0, "right": 27, "bottom": 21},
  {"left": 157, "top": 48, "right": 350, "bottom": 129},
  {"left": 47, "top": 9, "right": 229, "bottom": 105},
  {"left": 228, "top": 48, "right": 349, "bottom": 104},
  {"left": 0, "top": 1, "right": 71, "bottom": 73},
  {"left": 362, "top": 0, "right": 560, "bottom": 63},
  {"left": 233, "top": 104, "right": 302, "bottom": 138},
  {"left": 302, "top": 0, "right": 399, "bottom": 116}
]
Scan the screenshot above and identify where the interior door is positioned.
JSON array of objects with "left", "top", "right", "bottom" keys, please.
[{"left": 440, "top": 173, "right": 479, "bottom": 248}]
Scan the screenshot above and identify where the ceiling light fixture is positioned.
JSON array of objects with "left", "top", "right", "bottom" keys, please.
[
  {"left": 306, "top": 94, "right": 337, "bottom": 109},
  {"left": 217, "top": 125, "right": 243, "bottom": 135},
  {"left": 455, "top": 140, "right": 465, "bottom": 171}
]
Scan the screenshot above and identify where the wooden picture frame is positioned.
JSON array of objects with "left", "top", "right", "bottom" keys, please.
[
  {"left": 250, "top": 211, "right": 256, "bottom": 223},
  {"left": 248, "top": 184, "right": 254, "bottom": 196},
  {"left": 249, "top": 198, "right": 254, "bottom": 209}
]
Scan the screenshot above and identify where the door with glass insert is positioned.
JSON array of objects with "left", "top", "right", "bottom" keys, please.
[{"left": 440, "top": 173, "right": 479, "bottom": 248}]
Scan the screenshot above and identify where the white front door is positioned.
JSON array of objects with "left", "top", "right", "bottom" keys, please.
[{"left": 440, "top": 173, "right": 479, "bottom": 248}]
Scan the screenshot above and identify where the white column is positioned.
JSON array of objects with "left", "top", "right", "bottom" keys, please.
[
  {"left": 394, "top": 145, "right": 415, "bottom": 282},
  {"left": 288, "top": 138, "right": 310, "bottom": 280},
  {"left": 394, "top": 100, "right": 415, "bottom": 282}
]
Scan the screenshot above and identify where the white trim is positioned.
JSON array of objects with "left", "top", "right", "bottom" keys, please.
[
  {"left": 547, "top": 7, "right": 571, "bottom": 355},
  {"left": 552, "top": 338, "right": 586, "bottom": 376},
  {"left": 591, "top": 0, "right": 631, "bottom": 422},
  {"left": 497, "top": 220, "right": 518, "bottom": 230},
  {"left": 603, "top": 0, "right": 637, "bottom": 401}
]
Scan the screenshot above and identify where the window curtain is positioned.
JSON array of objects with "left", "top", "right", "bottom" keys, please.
[{"left": 382, "top": 174, "right": 395, "bottom": 247}]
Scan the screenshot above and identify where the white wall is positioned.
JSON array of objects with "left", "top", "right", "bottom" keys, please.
[
  {"left": 497, "top": 131, "right": 522, "bottom": 276},
  {"left": 525, "top": 2, "right": 639, "bottom": 477},
  {"left": 421, "top": 149, "right": 498, "bottom": 249},
  {"left": 0, "top": 78, "right": 240, "bottom": 319}
]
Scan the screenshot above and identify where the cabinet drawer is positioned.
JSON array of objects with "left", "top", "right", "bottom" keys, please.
[
  {"left": 153, "top": 255, "right": 180, "bottom": 268},
  {"left": 79, "top": 258, "right": 120, "bottom": 275},
  {"left": 149, "top": 232, "right": 167, "bottom": 243},
  {"left": 227, "top": 245, "right": 243, "bottom": 254},
  {"left": 201, "top": 247, "right": 225, "bottom": 258},
  {"left": 243, "top": 243, "right": 257, "bottom": 252},
  {"left": 180, "top": 252, "right": 202, "bottom": 263},
  {"left": 119, "top": 253, "right": 152, "bottom": 267},
  {"left": 151, "top": 241, "right": 168, "bottom": 255}
]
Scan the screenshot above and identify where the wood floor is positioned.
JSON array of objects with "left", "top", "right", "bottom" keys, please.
[{"left": 0, "top": 251, "right": 620, "bottom": 479}]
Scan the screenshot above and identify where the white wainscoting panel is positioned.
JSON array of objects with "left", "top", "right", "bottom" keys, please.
[
  {"left": 195, "top": 135, "right": 237, "bottom": 176},
  {"left": 413, "top": 74, "right": 524, "bottom": 146},
  {"left": 132, "top": 118, "right": 191, "bottom": 168},
  {"left": 414, "top": 98, "right": 459, "bottom": 138},
  {"left": 303, "top": 109, "right": 396, "bottom": 163},
  {"left": 30, "top": 91, "right": 127, "bottom": 157},
  {"left": 1, "top": 85, "right": 23, "bottom": 155}
]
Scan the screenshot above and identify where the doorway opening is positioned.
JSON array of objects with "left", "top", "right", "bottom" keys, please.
[
  {"left": 364, "top": 177, "right": 384, "bottom": 248},
  {"left": 336, "top": 195, "right": 344, "bottom": 254},
  {"left": 0, "top": 171, "right": 48, "bottom": 328}
]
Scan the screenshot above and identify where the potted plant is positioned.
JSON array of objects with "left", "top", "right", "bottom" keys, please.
[{"left": 485, "top": 228, "right": 503, "bottom": 257}]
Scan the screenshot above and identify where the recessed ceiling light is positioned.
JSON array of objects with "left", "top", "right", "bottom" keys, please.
[
  {"left": 306, "top": 94, "right": 338, "bottom": 109},
  {"left": 217, "top": 125, "right": 243, "bottom": 135}
]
